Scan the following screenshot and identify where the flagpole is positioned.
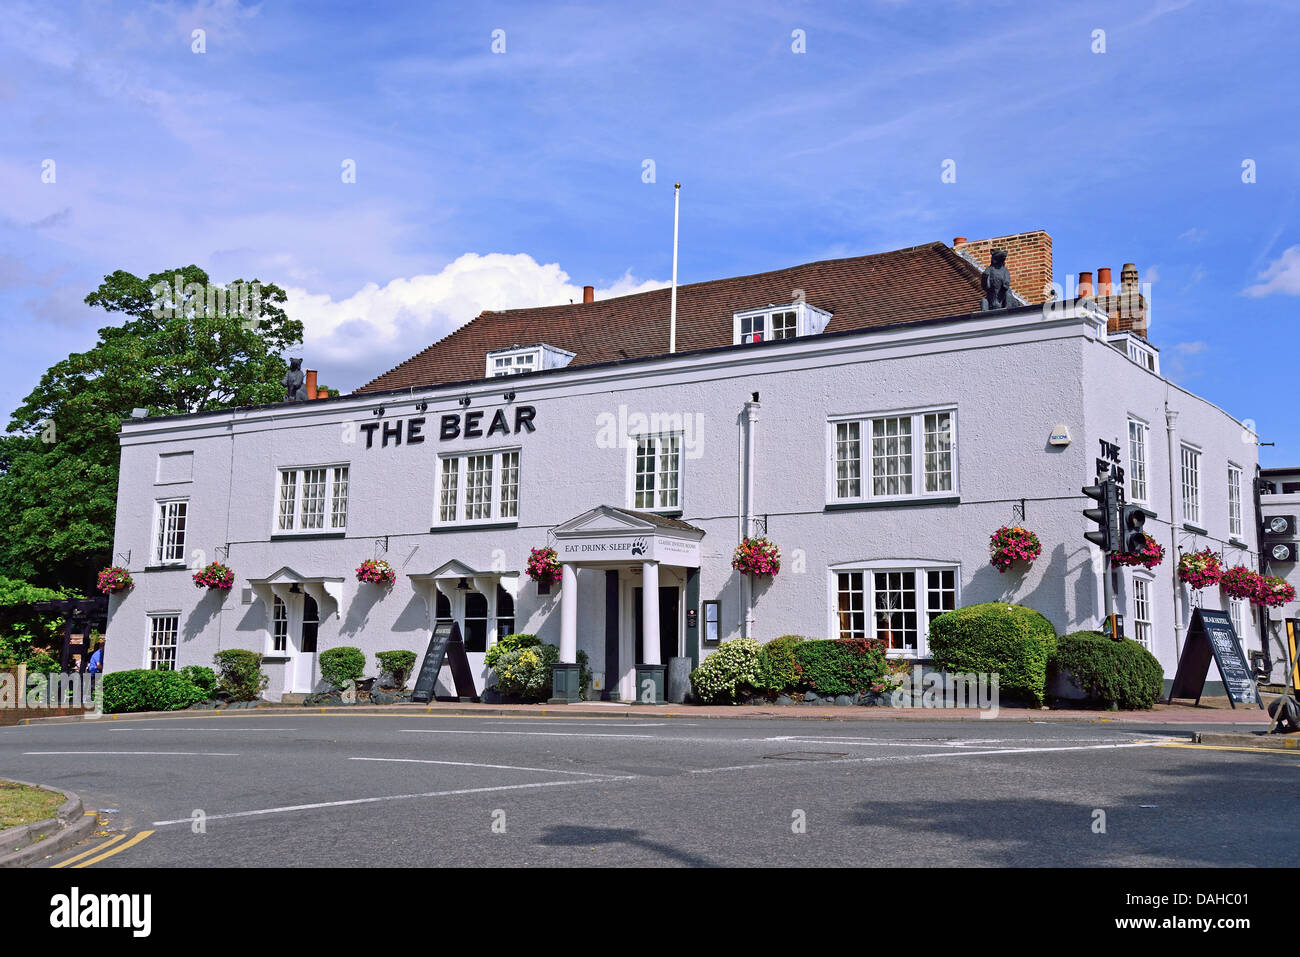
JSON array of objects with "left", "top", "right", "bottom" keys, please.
[{"left": 670, "top": 182, "right": 680, "bottom": 354}]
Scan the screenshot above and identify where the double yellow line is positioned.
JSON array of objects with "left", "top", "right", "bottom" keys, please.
[{"left": 51, "top": 822, "right": 155, "bottom": 868}]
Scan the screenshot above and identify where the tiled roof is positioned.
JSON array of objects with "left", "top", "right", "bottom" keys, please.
[{"left": 356, "top": 241, "right": 984, "bottom": 393}]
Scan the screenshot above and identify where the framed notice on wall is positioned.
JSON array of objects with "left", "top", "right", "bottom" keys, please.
[{"left": 703, "top": 601, "right": 720, "bottom": 644}]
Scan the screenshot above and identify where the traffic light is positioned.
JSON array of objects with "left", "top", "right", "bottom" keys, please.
[
  {"left": 1083, "top": 480, "right": 1120, "bottom": 552},
  {"left": 1118, "top": 504, "right": 1148, "bottom": 554}
]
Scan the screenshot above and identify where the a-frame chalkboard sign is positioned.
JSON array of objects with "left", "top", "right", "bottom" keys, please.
[
  {"left": 1167, "top": 607, "right": 1262, "bottom": 708},
  {"left": 411, "top": 620, "right": 478, "bottom": 703}
]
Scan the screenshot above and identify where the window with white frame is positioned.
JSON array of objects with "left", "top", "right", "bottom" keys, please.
[
  {"left": 833, "top": 566, "right": 958, "bottom": 655},
  {"left": 733, "top": 302, "right": 831, "bottom": 345},
  {"left": 1128, "top": 419, "right": 1149, "bottom": 504},
  {"left": 277, "top": 466, "right": 349, "bottom": 533},
  {"left": 1229, "top": 598, "right": 1250, "bottom": 640},
  {"left": 829, "top": 409, "right": 956, "bottom": 504},
  {"left": 1228, "top": 465, "right": 1243, "bottom": 538},
  {"left": 435, "top": 449, "right": 520, "bottom": 525},
  {"left": 490, "top": 351, "right": 536, "bottom": 377},
  {"left": 148, "top": 614, "right": 179, "bottom": 670},
  {"left": 152, "top": 499, "right": 188, "bottom": 564},
  {"left": 271, "top": 596, "right": 288, "bottom": 653},
  {"left": 630, "top": 434, "right": 682, "bottom": 510},
  {"left": 1132, "top": 577, "right": 1152, "bottom": 650},
  {"left": 1181, "top": 445, "right": 1201, "bottom": 526}
]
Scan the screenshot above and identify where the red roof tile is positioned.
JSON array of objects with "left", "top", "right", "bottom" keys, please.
[{"left": 356, "top": 241, "right": 984, "bottom": 393}]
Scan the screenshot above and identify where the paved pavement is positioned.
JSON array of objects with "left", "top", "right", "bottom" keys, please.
[{"left": 3, "top": 711, "right": 1295, "bottom": 867}]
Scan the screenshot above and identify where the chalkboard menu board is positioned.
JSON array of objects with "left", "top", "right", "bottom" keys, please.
[
  {"left": 1168, "top": 607, "right": 1262, "bottom": 708},
  {"left": 411, "top": 621, "right": 478, "bottom": 703}
]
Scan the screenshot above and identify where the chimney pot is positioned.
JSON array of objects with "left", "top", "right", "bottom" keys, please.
[
  {"left": 1078, "top": 271, "right": 1094, "bottom": 298},
  {"left": 583, "top": 285, "right": 594, "bottom": 304},
  {"left": 953, "top": 236, "right": 967, "bottom": 246},
  {"left": 1097, "top": 267, "right": 1113, "bottom": 297},
  {"left": 306, "top": 369, "right": 318, "bottom": 401}
]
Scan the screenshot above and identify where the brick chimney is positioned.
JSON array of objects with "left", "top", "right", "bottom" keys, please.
[
  {"left": 1095, "top": 262, "right": 1148, "bottom": 338},
  {"left": 583, "top": 285, "right": 594, "bottom": 304},
  {"left": 306, "top": 369, "right": 318, "bottom": 400},
  {"left": 953, "top": 230, "right": 1053, "bottom": 305}
]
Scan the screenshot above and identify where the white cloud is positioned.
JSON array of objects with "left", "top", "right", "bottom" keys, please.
[
  {"left": 284, "top": 252, "right": 666, "bottom": 390},
  {"left": 1172, "top": 341, "right": 1207, "bottom": 355},
  {"left": 1244, "top": 245, "right": 1300, "bottom": 297},
  {"left": 1178, "top": 227, "right": 1206, "bottom": 242},
  {"left": 1144, "top": 265, "right": 1160, "bottom": 283}
]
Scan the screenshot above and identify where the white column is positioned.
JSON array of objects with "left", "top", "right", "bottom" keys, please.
[
  {"left": 642, "top": 561, "right": 660, "bottom": 665},
  {"left": 559, "top": 563, "right": 578, "bottom": 664}
]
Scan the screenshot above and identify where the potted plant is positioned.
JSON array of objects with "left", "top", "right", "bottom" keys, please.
[
  {"left": 1177, "top": 548, "right": 1223, "bottom": 589},
  {"left": 988, "top": 526, "right": 1042, "bottom": 573},
  {"left": 732, "top": 537, "right": 781, "bottom": 577},
  {"left": 355, "top": 558, "right": 396, "bottom": 585},
  {"left": 526, "top": 547, "right": 562, "bottom": 588},
  {"left": 1220, "top": 564, "right": 1259, "bottom": 601},
  {"left": 1112, "top": 534, "right": 1164, "bottom": 570},
  {"left": 1253, "top": 575, "right": 1296, "bottom": 608},
  {"left": 97, "top": 566, "right": 133, "bottom": 595},
  {"left": 192, "top": 561, "right": 235, "bottom": 591}
]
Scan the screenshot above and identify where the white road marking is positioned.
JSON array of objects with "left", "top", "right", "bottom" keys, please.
[
  {"left": 690, "top": 740, "right": 1166, "bottom": 774},
  {"left": 350, "top": 756, "right": 612, "bottom": 777},
  {"left": 765, "top": 735, "right": 1177, "bottom": 748},
  {"left": 400, "top": 729, "right": 661, "bottom": 739},
  {"left": 149, "top": 775, "right": 637, "bottom": 827},
  {"left": 109, "top": 727, "right": 298, "bottom": 732},
  {"left": 22, "top": 751, "right": 241, "bottom": 756}
]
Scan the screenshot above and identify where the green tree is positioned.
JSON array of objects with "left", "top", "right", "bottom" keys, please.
[
  {"left": 0, "top": 267, "right": 303, "bottom": 589},
  {"left": 0, "top": 575, "right": 80, "bottom": 665}
]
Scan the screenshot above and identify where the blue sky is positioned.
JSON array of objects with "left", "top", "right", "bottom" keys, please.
[{"left": 2, "top": 0, "right": 1297, "bottom": 464}]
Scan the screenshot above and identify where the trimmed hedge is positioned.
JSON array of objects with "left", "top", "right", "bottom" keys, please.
[
  {"left": 928, "top": 603, "right": 1057, "bottom": 706},
  {"left": 319, "top": 646, "right": 365, "bottom": 690},
  {"left": 212, "top": 649, "right": 268, "bottom": 701},
  {"left": 756, "top": 635, "right": 806, "bottom": 692},
  {"left": 375, "top": 650, "right": 417, "bottom": 688},
  {"left": 690, "top": 638, "right": 762, "bottom": 704},
  {"left": 103, "top": 670, "right": 207, "bottom": 714},
  {"left": 792, "top": 638, "right": 887, "bottom": 696},
  {"left": 1053, "top": 631, "right": 1164, "bottom": 710}
]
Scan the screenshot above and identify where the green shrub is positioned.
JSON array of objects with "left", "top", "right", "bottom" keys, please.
[
  {"left": 1052, "top": 631, "right": 1164, "bottom": 710},
  {"left": 928, "top": 603, "right": 1058, "bottom": 706},
  {"left": 212, "top": 649, "right": 269, "bottom": 701},
  {"left": 485, "top": 633, "right": 540, "bottom": 670},
  {"left": 180, "top": 665, "right": 218, "bottom": 696},
  {"left": 27, "top": 651, "right": 60, "bottom": 675},
  {"left": 689, "top": 638, "right": 762, "bottom": 704},
  {"left": 792, "top": 638, "right": 887, "bottom": 696},
  {"left": 755, "top": 635, "right": 807, "bottom": 692},
  {"left": 0, "top": 576, "right": 79, "bottom": 666},
  {"left": 319, "top": 646, "right": 365, "bottom": 690},
  {"left": 494, "top": 642, "right": 560, "bottom": 701},
  {"left": 375, "top": 650, "right": 417, "bottom": 687},
  {"left": 103, "top": 670, "right": 207, "bottom": 713},
  {"left": 103, "top": 670, "right": 150, "bottom": 714}
]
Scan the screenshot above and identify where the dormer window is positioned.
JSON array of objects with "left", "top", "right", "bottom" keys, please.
[
  {"left": 486, "top": 343, "right": 575, "bottom": 378},
  {"left": 733, "top": 302, "right": 831, "bottom": 345},
  {"left": 1107, "top": 332, "right": 1160, "bottom": 375}
]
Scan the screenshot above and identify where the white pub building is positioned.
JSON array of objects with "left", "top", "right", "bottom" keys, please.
[{"left": 104, "top": 231, "right": 1270, "bottom": 701}]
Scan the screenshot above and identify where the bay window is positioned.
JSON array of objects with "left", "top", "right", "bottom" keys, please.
[
  {"left": 277, "top": 465, "right": 349, "bottom": 533},
  {"left": 829, "top": 408, "right": 956, "bottom": 504},
  {"left": 436, "top": 449, "right": 521, "bottom": 525},
  {"left": 832, "top": 564, "right": 958, "bottom": 655}
]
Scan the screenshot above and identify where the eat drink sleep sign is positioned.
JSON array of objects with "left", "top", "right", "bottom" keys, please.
[{"left": 358, "top": 406, "right": 538, "bottom": 449}]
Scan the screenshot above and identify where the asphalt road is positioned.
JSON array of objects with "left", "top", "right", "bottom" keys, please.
[{"left": 2, "top": 712, "right": 1295, "bottom": 867}]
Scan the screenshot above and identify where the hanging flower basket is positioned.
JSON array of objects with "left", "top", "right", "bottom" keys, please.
[
  {"left": 1111, "top": 534, "right": 1164, "bottom": 569},
  {"left": 1253, "top": 575, "right": 1296, "bottom": 608},
  {"left": 988, "top": 526, "right": 1041, "bottom": 573},
  {"left": 732, "top": 537, "right": 781, "bottom": 577},
  {"left": 1220, "top": 564, "right": 1259, "bottom": 601},
  {"left": 192, "top": 561, "right": 235, "bottom": 591},
  {"left": 1177, "top": 548, "right": 1223, "bottom": 590},
  {"left": 356, "top": 558, "right": 396, "bottom": 585},
  {"left": 97, "top": 566, "right": 133, "bottom": 595},
  {"left": 526, "top": 547, "right": 562, "bottom": 587}
]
